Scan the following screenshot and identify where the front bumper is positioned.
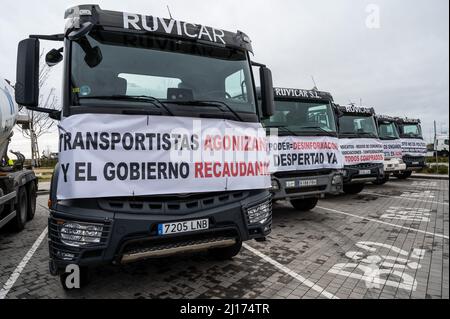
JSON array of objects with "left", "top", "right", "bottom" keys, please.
[
  {"left": 48, "top": 191, "right": 272, "bottom": 273},
  {"left": 270, "top": 171, "right": 343, "bottom": 200},
  {"left": 343, "top": 163, "right": 384, "bottom": 184},
  {"left": 403, "top": 156, "right": 427, "bottom": 171},
  {"left": 384, "top": 158, "right": 407, "bottom": 174}
]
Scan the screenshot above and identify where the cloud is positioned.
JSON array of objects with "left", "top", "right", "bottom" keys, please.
[{"left": 2, "top": 0, "right": 448, "bottom": 158}]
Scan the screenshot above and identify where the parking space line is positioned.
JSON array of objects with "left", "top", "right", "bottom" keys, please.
[
  {"left": 315, "top": 206, "right": 449, "bottom": 240},
  {"left": 242, "top": 243, "right": 339, "bottom": 299},
  {"left": 0, "top": 227, "right": 48, "bottom": 299},
  {"left": 360, "top": 192, "right": 449, "bottom": 206}
]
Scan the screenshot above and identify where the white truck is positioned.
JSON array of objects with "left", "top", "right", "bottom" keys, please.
[
  {"left": 0, "top": 78, "right": 38, "bottom": 231},
  {"left": 374, "top": 115, "right": 406, "bottom": 184},
  {"left": 263, "top": 88, "right": 343, "bottom": 211},
  {"left": 435, "top": 134, "right": 449, "bottom": 157},
  {"left": 334, "top": 104, "right": 385, "bottom": 194},
  {"left": 394, "top": 117, "right": 427, "bottom": 179},
  {"left": 15, "top": 4, "right": 275, "bottom": 287}
]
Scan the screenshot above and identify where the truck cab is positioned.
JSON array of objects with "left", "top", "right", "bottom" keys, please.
[
  {"left": 334, "top": 104, "right": 385, "bottom": 194},
  {"left": 394, "top": 117, "right": 427, "bottom": 179},
  {"left": 435, "top": 135, "right": 449, "bottom": 157},
  {"left": 262, "top": 88, "right": 343, "bottom": 211},
  {"left": 0, "top": 78, "right": 37, "bottom": 233},
  {"left": 374, "top": 114, "right": 407, "bottom": 184},
  {"left": 15, "top": 5, "right": 275, "bottom": 286}
]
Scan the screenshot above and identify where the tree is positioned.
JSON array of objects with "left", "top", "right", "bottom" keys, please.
[{"left": 19, "top": 50, "right": 59, "bottom": 167}]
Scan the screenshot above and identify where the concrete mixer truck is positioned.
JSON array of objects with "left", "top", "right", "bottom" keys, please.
[{"left": 0, "top": 78, "right": 37, "bottom": 231}]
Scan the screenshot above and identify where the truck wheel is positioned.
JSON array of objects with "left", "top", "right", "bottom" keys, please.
[
  {"left": 60, "top": 266, "right": 90, "bottom": 290},
  {"left": 27, "top": 182, "right": 37, "bottom": 220},
  {"left": 290, "top": 197, "right": 319, "bottom": 211},
  {"left": 343, "top": 183, "right": 365, "bottom": 194},
  {"left": 372, "top": 174, "right": 390, "bottom": 185},
  {"left": 396, "top": 171, "right": 412, "bottom": 179},
  {"left": 13, "top": 187, "right": 28, "bottom": 231},
  {"left": 208, "top": 241, "right": 242, "bottom": 260}
]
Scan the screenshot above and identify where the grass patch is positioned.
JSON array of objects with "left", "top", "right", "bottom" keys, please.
[
  {"left": 426, "top": 156, "right": 449, "bottom": 163},
  {"left": 33, "top": 167, "right": 54, "bottom": 182},
  {"left": 417, "top": 165, "right": 449, "bottom": 175}
]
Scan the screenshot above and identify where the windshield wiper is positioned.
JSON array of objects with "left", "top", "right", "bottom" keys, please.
[
  {"left": 300, "top": 126, "right": 336, "bottom": 137},
  {"left": 264, "top": 125, "right": 300, "bottom": 136},
  {"left": 380, "top": 136, "right": 398, "bottom": 140},
  {"left": 356, "top": 132, "right": 378, "bottom": 138},
  {"left": 166, "top": 100, "right": 243, "bottom": 122},
  {"left": 79, "top": 95, "right": 174, "bottom": 116}
]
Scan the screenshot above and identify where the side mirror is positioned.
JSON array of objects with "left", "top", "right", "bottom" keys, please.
[
  {"left": 259, "top": 67, "right": 274, "bottom": 118},
  {"left": 85, "top": 46, "right": 103, "bottom": 68},
  {"left": 335, "top": 106, "right": 344, "bottom": 118},
  {"left": 67, "top": 22, "right": 94, "bottom": 41},
  {"left": 15, "top": 38, "right": 40, "bottom": 107},
  {"left": 46, "top": 48, "right": 63, "bottom": 67}
]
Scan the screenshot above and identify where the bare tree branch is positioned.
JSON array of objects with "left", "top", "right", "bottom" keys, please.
[{"left": 19, "top": 49, "right": 60, "bottom": 162}]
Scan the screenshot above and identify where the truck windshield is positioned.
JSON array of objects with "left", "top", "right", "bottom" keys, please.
[
  {"left": 378, "top": 121, "right": 400, "bottom": 140},
  {"left": 398, "top": 124, "right": 423, "bottom": 139},
  {"left": 262, "top": 100, "right": 337, "bottom": 136},
  {"left": 70, "top": 30, "right": 256, "bottom": 116},
  {"left": 339, "top": 115, "right": 378, "bottom": 138}
]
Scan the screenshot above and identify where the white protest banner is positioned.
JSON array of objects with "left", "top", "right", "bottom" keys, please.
[
  {"left": 266, "top": 136, "right": 344, "bottom": 172},
  {"left": 57, "top": 114, "right": 270, "bottom": 199},
  {"left": 381, "top": 139, "right": 403, "bottom": 159},
  {"left": 339, "top": 138, "right": 384, "bottom": 165},
  {"left": 400, "top": 139, "right": 427, "bottom": 157}
]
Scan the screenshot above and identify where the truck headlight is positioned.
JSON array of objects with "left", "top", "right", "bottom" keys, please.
[
  {"left": 247, "top": 201, "right": 271, "bottom": 225},
  {"left": 60, "top": 222, "right": 103, "bottom": 247},
  {"left": 271, "top": 179, "right": 280, "bottom": 190},
  {"left": 331, "top": 175, "right": 343, "bottom": 185}
]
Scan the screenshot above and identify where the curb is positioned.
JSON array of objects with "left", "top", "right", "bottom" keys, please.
[{"left": 411, "top": 174, "right": 449, "bottom": 180}]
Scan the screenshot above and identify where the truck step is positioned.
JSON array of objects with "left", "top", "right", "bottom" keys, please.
[{"left": 121, "top": 236, "right": 237, "bottom": 263}]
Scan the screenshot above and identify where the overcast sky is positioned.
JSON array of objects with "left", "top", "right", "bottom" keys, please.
[{"left": 1, "top": 0, "right": 448, "bottom": 157}]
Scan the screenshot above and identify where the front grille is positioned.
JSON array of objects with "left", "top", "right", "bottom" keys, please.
[
  {"left": 274, "top": 169, "right": 332, "bottom": 179},
  {"left": 285, "top": 185, "right": 327, "bottom": 194},
  {"left": 403, "top": 155, "right": 425, "bottom": 162},
  {"left": 98, "top": 191, "right": 248, "bottom": 215},
  {"left": 49, "top": 216, "right": 111, "bottom": 261},
  {"left": 346, "top": 163, "right": 381, "bottom": 169}
]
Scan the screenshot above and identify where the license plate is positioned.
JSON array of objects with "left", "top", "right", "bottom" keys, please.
[
  {"left": 412, "top": 162, "right": 419, "bottom": 165},
  {"left": 299, "top": 179, "right": 318, "bottom": 187},
  {"left": 158, "top": 219, "right": 209, "bottom": 235},
  {"left": 286, "top": 180, "right": 296, "bottom": 188},
  {"left": 359, "top": 169, "right": 371, "bottom": 175}
]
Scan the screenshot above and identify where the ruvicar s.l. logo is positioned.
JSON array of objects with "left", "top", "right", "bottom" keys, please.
[
  {"left": 274, "top": 88, "right": 321, "bottom": 99},
  {"left": 123, "top": 13, "right": 227, "bottom": 45}
]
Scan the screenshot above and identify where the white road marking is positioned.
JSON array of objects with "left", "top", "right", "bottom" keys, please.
[
  {"left": 0, "top": 227, "right": 48, "bottom": 299},
  {"left": 360, "top": 191, "right": 449, "bottom": 206},
  {"left": 381, "top": 207, "right": 431, "bottom": 222},
  {"left": 328, "top": 241, "right": 425, "bottom": 291},
  {"left": 243, "top": 243, "right": 339, "bottom": 299},
  {"left": 316, "top": 206, "right": 449, "bottom": 240}
]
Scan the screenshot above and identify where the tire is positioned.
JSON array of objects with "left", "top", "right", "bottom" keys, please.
[
  {"left": 396, "top": 171, "right": 412, "bottom": 179},
  {"left": 208, "top": 241, "right": 242, "bottom": 260},
  {"left": 27, "top": 182, "right": 37, "bottom": 220},
  {"left": 372, "top": 174, "right": 390, "bottom": 185},
  {"left": 290, "top": 197, "right": 319, "bottom": 211},
  {"left": 343, "top": 183, "right": 365, "bottom": 194},
  {"left": 60, "top": 266, "right": 90, "bottom": 290},
  {"left": 13, "top": 187, "right": 28, "bottom": 231}
]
